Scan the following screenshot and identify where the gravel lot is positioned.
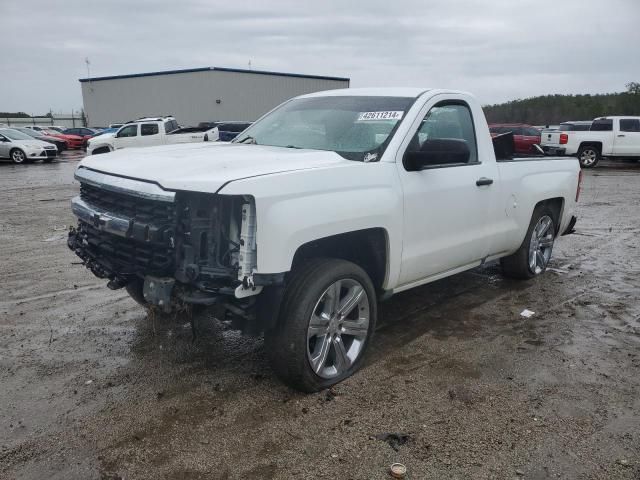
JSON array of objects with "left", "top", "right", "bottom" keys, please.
[{"left": 1, "top": 153, "right": 639, "bottom": 479}]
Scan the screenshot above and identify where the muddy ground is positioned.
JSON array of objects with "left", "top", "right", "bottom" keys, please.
[{"left": 0, "top": 153, "right": 639, "bottom": 480}]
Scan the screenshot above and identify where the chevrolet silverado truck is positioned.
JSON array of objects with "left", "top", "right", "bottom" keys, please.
[
  {"left": 68, "top": 88, "right": 581, "bottom": 392},
  {"left": 541, "top": 116, "right": 640, "bottom": 168}
]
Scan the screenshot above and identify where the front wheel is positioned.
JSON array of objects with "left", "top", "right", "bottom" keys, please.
[
  {"left": 265, "top": 259, "right": 377, "bottom": 392},
  {"left": 10, "top": 148, "right": 27, "bottom": 164},
  {"left": 501, "top": 205, "right": 556, "bottom": 280},
  {"left": 577, "top": 146, "right": 600, "bottom": 168}
]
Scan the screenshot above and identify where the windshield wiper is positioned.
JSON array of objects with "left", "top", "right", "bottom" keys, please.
[
  {"left": 284, "top": 145, "right": 302, "bottom": 149},
  {"left": 237, "top": 136, "right": 257, "bottom": 144}
]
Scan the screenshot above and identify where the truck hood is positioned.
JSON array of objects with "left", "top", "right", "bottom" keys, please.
[
  {"left": 90, "top": 132, "right": 116, "bottom": 141},
  {"left": 78, "top": 142, "right": 350, "bottom": 193}
]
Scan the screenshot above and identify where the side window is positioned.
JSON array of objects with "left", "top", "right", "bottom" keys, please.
[
  {"left": 620, "top": 119, "right": 640, "bottom": 132},
  {"left": 591, "top": 119, "right": 613, "bottom": 131},
  {"left": 164, "top": 120, "right": 178, "bottom": 133},
  {"left": 141, "top": 123, "right": 159, "bottom": 136},
  {"left": 405, "top": 102, "right": 478, "bottom": 168},
  {"left": 117, "top": 125, "right": 138, "bottom": 138}
]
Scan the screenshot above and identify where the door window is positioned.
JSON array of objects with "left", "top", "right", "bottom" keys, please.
[
  {"left": 405, "top": 102, "right": 478, "bottom": 167},
  {"left": 164, "top": 120, "right": 178, "bottom": 133},
  {"left": 591, "top": 119, "right": 613, "bottom": 131},
  {"left": 620, "top": 119, "right": 640, "bottom": 132},
  {"left": 141, "top": 123, "right": 159, "bottom": 136},
  {"left": 117, "top": 125, "right": 138, "bottom": 137}
]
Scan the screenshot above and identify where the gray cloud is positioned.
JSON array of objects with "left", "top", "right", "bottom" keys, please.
[{"left": 2, "top": 0, "right": 639, "bottom": 113}]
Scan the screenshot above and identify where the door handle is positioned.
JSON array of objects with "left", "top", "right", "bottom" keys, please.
[
  {"left": 617, "top": 134, "right": 626, "bottom": 137},
  {"left": 476, "top": 177, "right": 494, "bottom": 186}
]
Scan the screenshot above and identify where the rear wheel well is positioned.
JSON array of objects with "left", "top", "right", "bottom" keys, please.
[
  {"left": 291, "top": 228, "right": 388, "bottom": 292},
  {"left": 578, "top": 142, "right": 602, "bottom": 154},
  {"left": 534, "top": 197, "right": 563, "bottom": 235}
]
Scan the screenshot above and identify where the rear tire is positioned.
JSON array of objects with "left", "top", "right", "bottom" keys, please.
[
  {"left": 265, "top": 258, "right": 377, "bottom": 392},
  {"left": 577, "top": 145, "right": 600, "bottom": 168},
  {"left": 501, "top": 205, "right": 556, "bottom": 280}
]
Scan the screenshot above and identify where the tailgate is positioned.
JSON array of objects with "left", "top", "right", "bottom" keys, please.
[{"left": 541, "top": 131, "right": 561, "bottom": 146}]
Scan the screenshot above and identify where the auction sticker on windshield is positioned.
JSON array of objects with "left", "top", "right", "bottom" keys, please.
[{"left": 357, "top": 111, "right": 404, "bottom": 121}]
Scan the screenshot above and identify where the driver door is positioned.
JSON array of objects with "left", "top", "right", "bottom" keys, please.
[
  {"left": 396, "top": 97, "right": 498, "bottom": 286},
  {"left": 113, "top": 124, "right": 139, "bottom": 149}
]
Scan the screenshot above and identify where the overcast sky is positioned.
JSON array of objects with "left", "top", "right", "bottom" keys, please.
[{"left": 2, "top": 0, "right": 639, "bottom": 114}]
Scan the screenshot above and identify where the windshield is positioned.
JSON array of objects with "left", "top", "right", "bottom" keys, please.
[
  {"left": 234, "top": 96, "right": 416, "bottom": 161},
  {"left": 0, "top": 129, "right": 36, "bottom": 140},
  {"left": 14, "top": 128, "right": 41, "bottom": 137}
]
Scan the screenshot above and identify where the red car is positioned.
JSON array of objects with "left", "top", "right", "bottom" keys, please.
[
  {"left": 489, "top": 124, "right": 541, "bottom": 154},
  {"left": 41, "top": 129, "right": 85, "bottom": 149},
  {"left": 62, "top": 127, "right": 100, "bottom": 147}
]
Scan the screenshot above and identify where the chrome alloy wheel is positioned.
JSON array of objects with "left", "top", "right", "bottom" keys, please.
[
  {"left": 579, "top": 148, "right": 598, "bottom": 167},
  {"left": 529, "top": 215, "right": 554, "bottom": 275},
  {"left": 11, "top": 149, "right": 26, "bottom": 164},
  {"left": 306, "top": 278, "right": 370, "bottom": 379}
]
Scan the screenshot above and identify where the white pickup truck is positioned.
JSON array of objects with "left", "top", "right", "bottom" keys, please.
[
  {"left": 86, "top": 117, "right": 218, "bottom": 155},
  {"left": 68, "top": 88, "right": 581, "bottom": 392},
  {"left": 541, "top": 116, "right": 640, "bottom": 168}
]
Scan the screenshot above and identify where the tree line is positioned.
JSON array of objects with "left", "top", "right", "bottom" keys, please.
[{"left": 483, "top": 82, "right": 640, "bottom": 126}]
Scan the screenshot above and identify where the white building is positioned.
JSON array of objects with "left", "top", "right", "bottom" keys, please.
[{"left": 80, "top": 66, "right": 350, "bottom": 127}]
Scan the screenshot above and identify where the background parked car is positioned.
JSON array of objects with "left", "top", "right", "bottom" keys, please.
[
  {"left": 42, "top": 129, "right": 85, "bottom": 149},
  {"left": 197, "top": 121, "right": 252, "bottom": 141},
  {"left": 541, "top": 121, "right": 592, "bottom": 155},
  {"left": 0, "top": 128, "right": 57, "bottom": 163},
  {"left": 90, "top": 127, "right": 118, "bottom": 138},
  {"left": 489, "top": 124, "right": 542, "bottom": 154},
  {"left": 11, "top": 127, "right": 68, "bottom": 151},
  {"left": 62, "top": 127, "right": 100, "bottom": 147}
]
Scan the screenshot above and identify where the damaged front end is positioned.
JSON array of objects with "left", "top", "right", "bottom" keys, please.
[{"left": 68, "top": 167, "right": 264, "bottom": 329}]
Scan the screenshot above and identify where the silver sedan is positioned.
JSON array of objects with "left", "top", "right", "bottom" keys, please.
[{"left": 0, "top": 128, "right": 58, "bottom": 164}]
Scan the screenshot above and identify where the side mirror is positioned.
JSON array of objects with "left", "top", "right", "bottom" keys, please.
[
  {"left": 0, "top": 136, "right": 9, "bottom": 142},
  {"left": 404, "top": 139, "right": 470, "bottom": 171}
]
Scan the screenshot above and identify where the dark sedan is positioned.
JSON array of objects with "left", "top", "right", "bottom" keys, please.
[{"left": 11, "top": 127, "right": 68, "bottom": 151}]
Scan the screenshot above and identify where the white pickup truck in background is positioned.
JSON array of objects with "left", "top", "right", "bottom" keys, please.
[
  {"left": 86, "top": 116, "right": 220, "bottom": 154},
  {"left": 68, "top": 88, "right": 581, "bottom": 391},
  {"left": 541, "top": 116, "right": 640, "bottom": 168}
]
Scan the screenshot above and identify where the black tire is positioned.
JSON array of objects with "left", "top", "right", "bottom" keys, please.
[
  {"left": 126, "top": 280, "right": 148, "bottom": 307},
  {"left": 501, "top": 205, "right": 556, "bottom": 280},
  {"left": 10, "top": 148, "right": 28, "bottom": 164},
  {"left": 577, "top": 145, "right": 600, "bottom": 168},
  {"left": 265, "top": 258, "right": 377, "bottom": 392}
]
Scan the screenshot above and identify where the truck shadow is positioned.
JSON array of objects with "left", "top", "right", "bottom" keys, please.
[
  {"left": 369, "top": 264, "right": 527, "bottom": 358},
  {"left": 126, "top": 263, "right": 533, "bottom": 388}
]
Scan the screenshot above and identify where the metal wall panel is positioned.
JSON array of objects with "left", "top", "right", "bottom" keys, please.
[{"left": 81, "top": 70, "right": 348, "bottom": 127}]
